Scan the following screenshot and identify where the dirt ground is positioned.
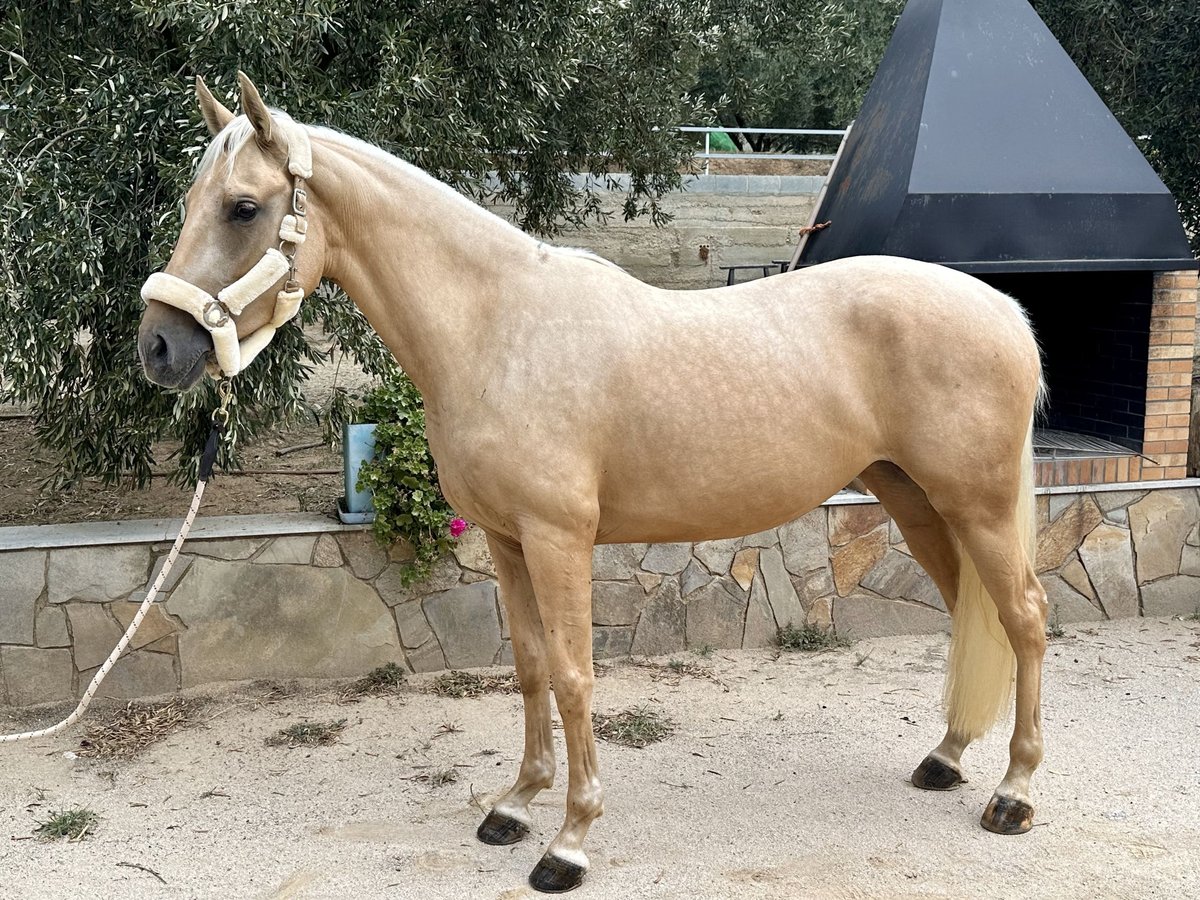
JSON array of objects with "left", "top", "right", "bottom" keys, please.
[
  {"left": 0, "top": 417, "right": 344, "bottom": 526},
  {"left": 1, "top": 617, "right": 1197, "bottom": 899}
]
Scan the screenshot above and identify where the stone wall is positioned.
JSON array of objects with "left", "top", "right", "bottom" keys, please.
[{"left": 2, "top": 485, "right": 1197, "bottom": 707}]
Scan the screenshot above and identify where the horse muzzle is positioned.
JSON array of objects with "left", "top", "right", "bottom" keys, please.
[{"left": 138, "top": 302, "right": 214, "bottom": 389}]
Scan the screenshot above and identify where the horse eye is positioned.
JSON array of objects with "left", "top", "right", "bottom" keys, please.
[{"left": 233, "top": 201, "right": 258, "bottom": 221}]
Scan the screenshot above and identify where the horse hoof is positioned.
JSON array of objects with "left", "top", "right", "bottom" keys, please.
[
  {"left": 529, "top": 853, "right": 587, "bottom": 893},
  {"left": 476, "top": 810, "right": 529, "bottom": 846},
  {"left": 981, "top": 795, "right": 1035, "bottom": 835},
  {"left": 911, "top": 755, "right": 965, "bottom": 791}
]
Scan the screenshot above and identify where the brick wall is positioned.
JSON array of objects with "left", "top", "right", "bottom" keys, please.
[
  {"left": 1024, "top": 269, "right": 1198, "bottom": 486},
  {"left": 1142, "top": 270, "right": 1199, "bottom": 480}
]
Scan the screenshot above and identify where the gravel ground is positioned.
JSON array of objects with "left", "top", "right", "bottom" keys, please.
[{"left": 1, "top": 617, "right": 1197, "bottom": 899}]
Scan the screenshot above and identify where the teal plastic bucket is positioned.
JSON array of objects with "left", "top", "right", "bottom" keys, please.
[{"left": 342, "top": 422, "right": 377, "bottom": 515}]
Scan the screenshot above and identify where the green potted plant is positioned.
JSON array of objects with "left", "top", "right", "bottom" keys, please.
[{"left": 348, "top": 370, "right": 467, "bottom": 584}]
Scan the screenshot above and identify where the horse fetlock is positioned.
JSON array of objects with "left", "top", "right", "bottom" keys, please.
[{"left": 568, "top": 780, "right": 604, "bottom": 823}]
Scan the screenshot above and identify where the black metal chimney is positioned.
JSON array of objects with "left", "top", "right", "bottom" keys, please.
[{"left": 797, "top": 0, "right": 1196, "bottom": 273}]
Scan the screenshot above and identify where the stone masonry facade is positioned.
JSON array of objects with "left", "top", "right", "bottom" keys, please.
[
  {"left": 492, "top": 174, "right": 821, "bottom": 290},
  {"left": 2, "top": 487, "right": 1197, "bottom": 707}
]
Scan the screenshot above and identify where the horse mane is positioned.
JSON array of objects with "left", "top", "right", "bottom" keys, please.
[
  {"left": 301, "top": 125, "right": 627, "bottom": 269},
  {"left": 198, "top": 115, "right": 625, "bottom": 272}
]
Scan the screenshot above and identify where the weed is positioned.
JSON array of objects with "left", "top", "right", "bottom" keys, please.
[
  {"left": 428, "top": 670, "right": 520, "bottom": 699},
  {"left": 592, "top": 705, "right": 674, "bottom": 748},
  {"left": 425, "top": 768, "right": 459, "bottom": 787},
  {"left": 1046, "top": 605, "right": 1066, "bottom": 639},
  {"left": 77, "top": 699, "right": 195, "bottom": 759},
  {"left": 249, "top": 680, "right": 297, "bottom": 702},
  {"left": 1187, "top": 604, "right": 1200, "bottom": 622},
  {"left": 35, "top": 808, "right": 98, "bottom": 841},
  {"left": 266, "top": 719, "right": 347, "bottom": 747},
  {"left": 693, "top": 645, "right": 715, "bottom": 659},
  {"left": 664, "top": 657, "right": 711, "bottom": 678},
  {"left": 776, "top": 622, "right": 847, "bottom": 652},
  {"left": 341, "top": 662, "right": 407, "bottom": 701}
]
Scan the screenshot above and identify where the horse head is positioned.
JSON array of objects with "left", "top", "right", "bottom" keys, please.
[{"left": 138, "top": 73, "right": 322, "bottom": 388}]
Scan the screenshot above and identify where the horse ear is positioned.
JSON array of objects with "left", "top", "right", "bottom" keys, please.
[
  {"left": 195, "top": 76, "right": 233, "bottom": 136},
  {"left": 237, "top": 70, "right": 274, "bottom": 145}
]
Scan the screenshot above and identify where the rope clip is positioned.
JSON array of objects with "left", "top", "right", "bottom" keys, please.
[{"left": 213, "top": 378, "right": 234, "bottom": 426}]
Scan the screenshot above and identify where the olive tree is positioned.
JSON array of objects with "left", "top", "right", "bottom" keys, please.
[
  {"left": 691, "top": 0, "right": 904, "bottom": 152},
  {"left": 0, "top": 0, "right": 703, "bottom": 483}
]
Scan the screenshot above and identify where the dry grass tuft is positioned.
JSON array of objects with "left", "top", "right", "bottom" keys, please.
[
  {"left": 77, "top": 699, "right": 196, "bottom": 759},
  {"left": 1046, "top": 605, "right": 1066, "bottom": 639},
  {"left": 411, "top": 767, "right": 460, "bottom": 788},
  {"left": 428, "top": 670, "right": 520, "bottom": 699},
  {"left": 248, "top": 679, "right": 300, "bottom": 702},
  {"left": 592, "top": 705, "right": 674, "bottom": 748},
  {"left": 266, "top": 719, "right": 347, "bottom": 747},
  {"left": 776, "top": 622, "right": 848, "bottom": 652},
  {"left": 340, "top": 662, "right": 408, "bottom": 702},
  {"left": 35, "top": 808, "right": 98, "bottom": 841},
  {"left": 664, "top": 657, "right": 712, "bottom": 678}
]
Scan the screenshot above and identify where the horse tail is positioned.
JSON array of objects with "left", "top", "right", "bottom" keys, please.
[{"left": 942, "top": 412, "right": 1038, "bottom": 741}]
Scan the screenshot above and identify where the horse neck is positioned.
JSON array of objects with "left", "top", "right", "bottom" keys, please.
[{"left": 308, "top": 130, "right": 538, "bottom": 400}]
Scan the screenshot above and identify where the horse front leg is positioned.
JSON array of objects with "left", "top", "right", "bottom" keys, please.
[
  {"left": 520, "top": 524, "right": 602, "bottom": 893},
  {"left": 476, "top": 534, "right": 556, "bottom": 846}
]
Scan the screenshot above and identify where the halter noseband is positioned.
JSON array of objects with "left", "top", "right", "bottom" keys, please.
[{"left": 140, "top": 114, "right": 313, "bottom": 378}]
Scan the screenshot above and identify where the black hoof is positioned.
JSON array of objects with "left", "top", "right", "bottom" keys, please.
[
  {"left": 912, "top": 755, "right": 965, "bottom": 791},
  {"left": 476, "top": 810, "right": 529, "bottom": 846},
  {"left": 981, "top": 795, "right": 1035, "bottom": 835},
  {"left": 529, "top": 853, "right": 587, "bottom": 893}
]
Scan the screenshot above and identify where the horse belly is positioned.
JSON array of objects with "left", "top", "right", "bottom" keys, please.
[{"left": 594, "top": 428, "right": 870, "bottom": 544}]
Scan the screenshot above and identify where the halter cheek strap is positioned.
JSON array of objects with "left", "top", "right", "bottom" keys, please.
[{"left": 140, "top": 114, "right": 313, "bottom": 378}]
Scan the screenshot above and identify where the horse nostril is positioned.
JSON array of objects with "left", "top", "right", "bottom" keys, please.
[{"left": 140, "top": 330, "right": 172, "bottom": 369}]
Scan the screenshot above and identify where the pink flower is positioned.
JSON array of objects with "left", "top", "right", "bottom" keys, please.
[{"left": 449, "top": 517, "right": 468, "bottom": 539}]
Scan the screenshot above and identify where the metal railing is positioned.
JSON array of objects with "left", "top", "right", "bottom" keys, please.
[{"left": 678, "top": 126, "right": 848, "bottom": 174}]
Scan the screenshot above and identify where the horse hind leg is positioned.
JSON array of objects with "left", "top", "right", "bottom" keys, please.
[
  {"left": 945, "top": 514, "right": 1046, "bottom": 834},
  {"left": 857, "top": 462, "right": 970, "bottom": 791},
  {"left": 932, "top": 431, "right": 1047, "bottom": 834}
]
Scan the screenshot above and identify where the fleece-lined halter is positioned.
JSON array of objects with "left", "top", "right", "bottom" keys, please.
[{"left": 140, "top": 114, "right": 312, "bottom": 377}]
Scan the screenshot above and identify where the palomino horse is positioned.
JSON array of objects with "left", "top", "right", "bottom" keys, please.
[{"left": 138, "top": 75, "right": 1047, "bottom": 893}]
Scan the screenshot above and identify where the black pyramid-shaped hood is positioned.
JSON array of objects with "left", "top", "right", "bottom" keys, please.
[{"left": 796, "top": 0, "right": 1196, "bottom": 273}]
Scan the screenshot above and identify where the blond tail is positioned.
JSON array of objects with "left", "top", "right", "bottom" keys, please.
[{"left": 942, "top": 419, "right": 1036, "bottom": 741}]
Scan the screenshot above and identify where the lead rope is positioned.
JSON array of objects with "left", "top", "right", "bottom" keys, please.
[{"left": 0, "top": 382, "right": 233, "bottom": 744}]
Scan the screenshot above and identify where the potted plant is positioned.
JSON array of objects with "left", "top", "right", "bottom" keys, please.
[{"left": 344, "top": 370, "right": 467, "bottom": 583}]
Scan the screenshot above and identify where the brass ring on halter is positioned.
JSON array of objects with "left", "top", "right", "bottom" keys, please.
[{"left": 202, "top": 299, "right": 230, "bottom": 328}]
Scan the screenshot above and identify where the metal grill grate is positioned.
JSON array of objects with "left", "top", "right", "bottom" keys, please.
[{"left": 1032, "top": 428, "right": 1133, "bottom": 459}]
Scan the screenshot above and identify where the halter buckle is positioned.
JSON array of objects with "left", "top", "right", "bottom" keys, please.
[
  {"left": 202, "top": 299, "right": 230, "bottom": 328},
  {"left": 292, "top": 187, "right": 308, "bottom": 217}
]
